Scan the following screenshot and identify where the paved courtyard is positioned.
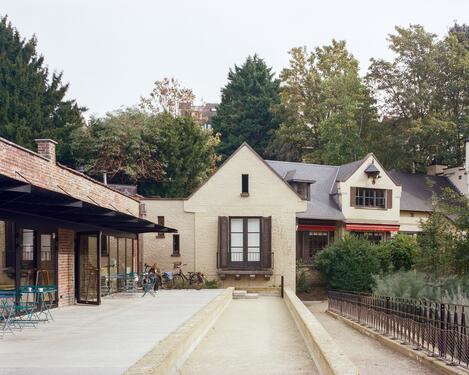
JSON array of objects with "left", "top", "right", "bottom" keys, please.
[
  {"left": 180, "top": 297, "right": 319, "bottom": 375},
  {"left": 0, "top": 289, "right": 222, "bottom": 375}
]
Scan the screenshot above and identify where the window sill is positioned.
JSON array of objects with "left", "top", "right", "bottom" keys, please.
[
  {"left": 170, "top": 254, "right": 181, "bottom": 257},
  {"left": 240, "top": 192, "right": 250, "bottom": 197},
  {"left": 353, "top": 206, "right": 388, "bottom": 211}
]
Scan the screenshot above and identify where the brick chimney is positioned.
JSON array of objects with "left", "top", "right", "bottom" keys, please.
[{"left": 34, "top": 139, "right": 57, "bottom": 162}]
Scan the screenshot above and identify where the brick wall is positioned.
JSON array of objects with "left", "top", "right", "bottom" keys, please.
[
  {"left": 58, "top": 228, "right": 75, "bottom": 306},
  {"left": 0, "top": 138, "right": 139, "bottom": 216}
]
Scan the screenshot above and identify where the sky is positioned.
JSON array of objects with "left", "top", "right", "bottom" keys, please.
[{"left": 2, "top": 0, "right": 468, "bottom": 118}]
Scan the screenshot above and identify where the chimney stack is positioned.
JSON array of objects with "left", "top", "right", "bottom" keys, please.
[{"left": 34, "top": 139, "right": 57, "bottom": 162}]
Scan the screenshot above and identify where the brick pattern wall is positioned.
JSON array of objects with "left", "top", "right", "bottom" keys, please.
[
  {"left": 0, "top": 138, "right": 139, "bottom": 216},
  {"left": 58, "top": 228, "right": 75, "bottom": 306}
]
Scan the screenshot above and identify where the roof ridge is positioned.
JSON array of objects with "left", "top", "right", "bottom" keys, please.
[{"left": 265, "top": 159, "right": 339, "bottom": 168}]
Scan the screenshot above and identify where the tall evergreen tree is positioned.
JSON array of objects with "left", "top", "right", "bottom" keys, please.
[
  {"left": 212, "top": 55, "right": 280, "bottom": 158},
  {"left": 0, "top": 16, "right": 84, "bottom": 164}
]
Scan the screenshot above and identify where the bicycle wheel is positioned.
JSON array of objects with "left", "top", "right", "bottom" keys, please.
[
  {"left": 190, "top": 273, "right": 204, "bottom": 290},
  {"left": 172, "top": 274, "right": 187, "bottom": 289}
]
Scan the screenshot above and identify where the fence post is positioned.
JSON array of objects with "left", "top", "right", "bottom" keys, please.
[
  {"left": 440, "top": 303, "right": 446, "bottom": 358},
  {"left": 386, "top": 296, "right": 390, "bottom": 336},
  {"left": 281, "top": 275, "right": 284, "bottom": 298}
]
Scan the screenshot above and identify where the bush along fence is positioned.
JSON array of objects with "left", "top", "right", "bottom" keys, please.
[{"left": 328, "top": 290, "right": 469, "bottom": 369}]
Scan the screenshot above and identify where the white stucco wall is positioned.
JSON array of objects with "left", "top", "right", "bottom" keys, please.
[
  {"left": 142, "top": 199, "right": 195, "bottom": 273},
  {"left": 184, "top": 144, "right": 307, "bottom": 290},
  {"left": 399, "top": 211, "right": 428, "bottom": 233},
  {"left": 337, "top": 155, "right": 402, "bottom": 225}
]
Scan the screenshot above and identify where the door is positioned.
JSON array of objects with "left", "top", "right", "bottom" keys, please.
[
  {"left": 76, "top": 232, "right": 101, "bottom": 304},
  {"left": 229, "top": 217, "right": 261, "bottom": 269}
]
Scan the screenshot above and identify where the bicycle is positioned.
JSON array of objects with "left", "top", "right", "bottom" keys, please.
[{"left": 168, "top": 264, "right": 206, "bottom": 290}]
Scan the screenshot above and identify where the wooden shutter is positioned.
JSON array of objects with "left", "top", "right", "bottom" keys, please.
[
  {"left": 386, "top": 190, "right": 393, "bottom": 209},
  {"left": 261, "top": 216, "right": 272, "bottom": 269},
  {"left": 218, "top": 216, "right": 229, "bottom": 268},
  {"left": 350, "top": 187, "right": 356, "bottom": 207}
]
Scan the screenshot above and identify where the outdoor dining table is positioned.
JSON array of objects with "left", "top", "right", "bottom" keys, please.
[
  {"left": 0, "top": 290, "right": 16, "bottom": 338},
  {"left": 19, "top": 285, "right": 57, "bottom": 322}
]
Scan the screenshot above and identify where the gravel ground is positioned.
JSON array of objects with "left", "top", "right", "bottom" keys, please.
[
  {"left": 307, "top": 301, "right": 440, "bottom": 375},
  {"left": 180, "top": 297, "right": 319, "bottom": 375}
]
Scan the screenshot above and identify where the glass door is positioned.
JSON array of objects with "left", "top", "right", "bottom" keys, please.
[{"left": 77, "top": 233, "right": 100, "bottom": 304}]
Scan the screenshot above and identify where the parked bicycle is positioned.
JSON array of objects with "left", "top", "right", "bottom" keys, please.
[{"left": 161, "top": 264, "right": 206, "bottom": 289}]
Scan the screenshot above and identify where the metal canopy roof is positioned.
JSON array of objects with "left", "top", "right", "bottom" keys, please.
[{"left": 0, "top": 175, "right": 176, "bottom": 235}]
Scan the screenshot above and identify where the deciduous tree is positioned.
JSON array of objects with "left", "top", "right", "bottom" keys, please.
[{"left": 269, "top": 41, "right": 376, "bottom": 164}]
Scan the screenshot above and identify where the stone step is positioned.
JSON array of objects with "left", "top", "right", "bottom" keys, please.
[
  {"left": 244, "top": 293, "right": 259, "bottom": 299},
  {"left": 232, "top": 290, "right": 247, "bottom": 298},
  {"left": 232, "top": 290, "right": 258, "bottom": 299}
]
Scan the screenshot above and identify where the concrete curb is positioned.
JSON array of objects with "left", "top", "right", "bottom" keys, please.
[
  {"left": 124, "top": 287, "right": 233, "bottom": 375},
  {"left": 284, "top": 288, "right": 360, "bottom": 375},
  {"left": 327, "top": 310, "right": 469, "bottom": 375}
]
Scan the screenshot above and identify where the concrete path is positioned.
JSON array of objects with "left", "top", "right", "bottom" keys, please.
[
  {"left": 0, "top": 289, "right": 222, "bottom": 375},
  {"left": 307, "top": 301, "right": 439, "bottom": 375},
  {"left": 180, "top": 297, "right": 319, "bottom": 375}
]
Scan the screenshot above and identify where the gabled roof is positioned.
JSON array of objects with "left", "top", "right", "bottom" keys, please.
[
  {"left": 188, "top": 142, "right": 306, "bottom": 201},
  {"left": 388, "top": 171, "right": 460, "bottom": 212},
  {"left": 266, "top": 160, "right": 344, "bottom": 221}
]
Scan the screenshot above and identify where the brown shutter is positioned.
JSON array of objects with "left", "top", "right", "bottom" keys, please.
[
  {"left": 261, "top": 216, "right": 272, "bottom": 269},
  {"left": 386, "top": 189, "right": 393, "bottom": 209},
  {"left": 218, "top": 216, "right": 229, "bottom": 269},
  {"left": 350, "top": 187, "right": 356, "bottom": 207}
]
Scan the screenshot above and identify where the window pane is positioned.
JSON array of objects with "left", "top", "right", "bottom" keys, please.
[
  {"left": 40, "top": 234, "right": 52, "bottom": 261},
  {"left": 230, "top": 248, "right": 243, "bottom": 262},
  {"left": 247, "top": 218, "right": 260, "bottom": 232},
  {"left": 248, "top": 248, "right": 260, "bottom": 262},
  {"left": 22, "top": 229, "right": 34, "bottom": 261},
  {"left": 231, "top": 233, "right": 243, "bottom": 247},
  {"left": 231, "top": 218, "right": 243, "bottom": 232},
  {"left": 248, "top": 233, "right": 260, "bottom": 247}
]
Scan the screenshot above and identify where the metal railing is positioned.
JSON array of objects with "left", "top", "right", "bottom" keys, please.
[{"left": 328, "top": 290, "right": 469, "bottom": 368}]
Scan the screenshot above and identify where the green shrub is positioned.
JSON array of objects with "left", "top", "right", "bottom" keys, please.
[
  {"left": 373, "top": 271, "right": 469, "bottom": 304},
  {"left": 381, "top": 234, "right": 418, "bottom": 272},
  {"left": 204, "top": 279, "right": 219, "bottom": 289},
  {"left": 296, "top": 269, "right": 311, "bottom": 293},
  {"left": 315, "top": 235, "right": 383, "bottom": 292}
]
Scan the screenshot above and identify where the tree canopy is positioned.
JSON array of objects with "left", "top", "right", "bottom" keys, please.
[
  {"left": 268, "top": 40, "right": 377, "bottom": 164},
  {"left": 0, "top": 16, "right": 85, "bottom": 164},
  {"left": 212, "top": 55, "right": 281, "bottom": 158},
  {"left": 366, "top": 24, "right": 469, "bottom": 171},
  {"left": 71, "top": 108, "right": 219, "bottom": 198}
]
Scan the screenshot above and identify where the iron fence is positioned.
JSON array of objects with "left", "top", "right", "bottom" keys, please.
[{"left": 328, "top": 290, "right": 469, "bottom": 369}]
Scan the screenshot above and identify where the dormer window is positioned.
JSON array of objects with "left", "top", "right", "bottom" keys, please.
[
  {"left": 293, "top": 182, "right": 310, "bottom": 200},
  {"left": 241, "top": 174, "right": 249, "bottom": 197}
]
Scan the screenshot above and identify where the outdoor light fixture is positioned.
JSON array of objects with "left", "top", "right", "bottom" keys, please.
[{"left": 364, "top": 162, "right": 380, "bottom": 184}]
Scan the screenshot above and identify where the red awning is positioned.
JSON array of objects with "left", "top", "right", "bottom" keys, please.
[
  {"left": 346, "top": 224, "right": 400, "bottom": 232},
  {"left": 298, "top": 224, "right": 336, "bottom": 232}
]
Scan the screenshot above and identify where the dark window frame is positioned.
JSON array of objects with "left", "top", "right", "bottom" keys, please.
[
  {"left": 157, "top": 216, "right": 165, "bottom": 238},
  {"left": 241, "top": 174, "right": 249, "bottom": 196},
  {"left": 355, "top": 187, "right": 386, "bottom": 208},
  {"left": 228, "top": 216, "right": 261, "bottom": 267},
  {"left": 172, "top": 234, "right": 180, "bottom": 257}
]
